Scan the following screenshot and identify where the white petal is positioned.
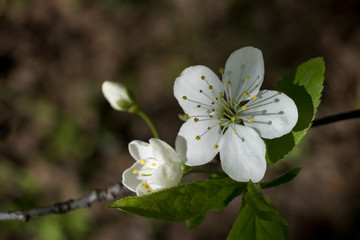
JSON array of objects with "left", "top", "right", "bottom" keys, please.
[
  {"left": 149, "top": 138, "right": 179, "bottom": 164},
  {"left": 122, "top": 161, "right": 146, "bottom": 192},
  {"left": 149, "top": 161, "right": 182, "bottom": 188},
  {"left": 102, "top": 81, "right": 129, "bottom": 111},
  {"left": 219, "top": 125, "right": 266, "bottom": 182},
  {"left": 243, "top": 90, "right": 298, "bottom": 139},
  {"left": 128, "top": 140, "right": 154, "bottom": 161},
  {"left": 223, "top": 47, "right": 264, "bottom": 102},
  {"left": 174, "top": 66, "right": 224, "bottom": 115},
  {"left": 175, "top": 118, "right": 220, "bottom": 166}
]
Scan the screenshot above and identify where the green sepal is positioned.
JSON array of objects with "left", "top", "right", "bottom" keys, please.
[{"left": 265, "top": 57, "right": 325, "bottom": 163}]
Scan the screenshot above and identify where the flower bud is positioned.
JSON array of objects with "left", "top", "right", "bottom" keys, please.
[{"left": 102, "top": 81, "right": 138, "bottom": 112}]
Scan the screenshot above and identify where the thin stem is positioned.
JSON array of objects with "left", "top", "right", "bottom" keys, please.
[
  {"left": 185, "top": 168, "right": 227, "bottom": 177},
  {"left": 0, "top": 182, "right": 128, "bottom": 222},
  {"left": 137, "top": 110, "right": 159, "bottom": 138},
  {"left": 312, "top": 109, "right": 360, "bottom": 127}
]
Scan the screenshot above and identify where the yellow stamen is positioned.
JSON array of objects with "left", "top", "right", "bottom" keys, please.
[
  {"left": 196, "top": 136, "right": 201, "bottom": 140},
  {"left": 231, "top": 117, "right": 236, "bottom": 121},
  {"left": 201, "top": 75, "right": 205, "bottom": 80},
  {"left": 142, "top": 182, "right": 150, "bottom": 189},
  {"left": 217, "top": 117, "right": 221, "bottom": 120},
  {"left": 145, "top": 167, "right": 149, "bottom": 170},
  {"left": 227, "top": 81, "right": 231, "bottom": 85},
  {"left": 152, "top": 145, "right": 155, "bottom": 149},
  {"left": 218, "top": 123, "right": 222, "bottom": 126},
  {"left": 233, "top": 101, "right": 237, "bottom": 105},
  {"left": 253, "top": 95, "right": 257, "bottom": 100},
  {"left": 242, "top": 106, "right": 247, "bottom": 111},
  {"left": 140, "top": 159, "right": 146, "bottom": 165},
  {"left": 132, "top": 169, "right": 137, "bottom": 174},
  {"left": 209, "top": 85, "right": 213, "bottom": 90},
  {"left": 211, "top": 102, "right": 215, "bottom": 105},
  {"left": 233, "top": 129, "right": 237, "bottom": 134},
  {"left": 194, "top": 118, "right": 199, "bottom": 122},
  {"left": 214, "top": 144, "right": 218, "bottom": 149},
  {"left": 245, "top": 76, "right": 249, "bottom": 81},
  {"left": 243, "top": 92, "right": 248, "bottom": 97},
  {"left": 184, "top": 114, "right": 189, "bottom": 119},
  {"left": 147, "top": 190, "right": 151, "bottom": 193},
  {"left": 152, "top": 163, "right": 156, "bottom": 166},
  {"left": 182, "top": 96, "right": 187, "bottom": 100},
  {"left": 248, "top": 118, "right": 254, "bottom": 123},
  {"left": 207, "top": 127, "right": 211, "bottom": 130},
  {"left": 219, "top": 68, "right": 224, "bottom": 73}
]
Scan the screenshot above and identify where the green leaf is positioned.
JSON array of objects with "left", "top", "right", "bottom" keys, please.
[
  {"left": 228, "top": 183, "right": 289, "bottom": 240},
  {"left": 265, "top": 57, "right": 325, "bottom": 163},
  {"left": 186, "top": 214, "right": 206, "bottom": 230},
  {"left": 109, "top": 177, "right": 246, "bottom": 222},
  {"left": 261, "top": 168, "right": 301, "bottom": 189}
]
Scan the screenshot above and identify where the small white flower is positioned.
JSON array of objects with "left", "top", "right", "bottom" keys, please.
[
  {"left": 122, "top": 138, "right": 183, "bottom": 196},
  {"left": 174, "top": 46, "right": 298, "bottom": 183},
  {"left": 102, "top": 81, "right": 137, "bottom": 112}
]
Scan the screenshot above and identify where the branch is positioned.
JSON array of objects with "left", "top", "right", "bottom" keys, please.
[
  {"left": 312, "top": 109, "right": 360, "bottom": 127},
  {"left": 0, "top": 182, "right": 129, "bottom": 222}
]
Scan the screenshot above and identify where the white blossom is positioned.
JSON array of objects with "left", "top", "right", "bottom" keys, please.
[
  {"left": 122, "top": 138, "right": 182, "bottom": 196},
  {"left": 174, "top": 46, "right": 298, "bottom": 182}
]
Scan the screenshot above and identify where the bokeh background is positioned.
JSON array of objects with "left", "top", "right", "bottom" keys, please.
[{"left": 0, "top": 0, "right": 360, "bottom": 239}]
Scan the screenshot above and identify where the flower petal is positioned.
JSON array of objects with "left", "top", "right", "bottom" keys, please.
[
  {"left": 219, "top": 125, "right": 266, "bottom": 182},
  {"left": 223, "top": 47, "right": 264, "bottom": 102},
  {"left": 128, "top": 140, "right": 153, "bottom": 161},
  {"left": 149, "top": 161, "right": 182, "bottom": 188},
  {"left": 243, "top": 90, "right": 298, "bottom": 139},
  {"left": 122, "top": 161, "right": 146, "bottom": 192},
  {"left": 175, "top": 118, "right": 220, "bottom": 166},
  {"left": 174, "top": 65, "right": 223, "bottom": 115},
  {"left": 149, "top": 138, "right": 179, "bottom": 164}
]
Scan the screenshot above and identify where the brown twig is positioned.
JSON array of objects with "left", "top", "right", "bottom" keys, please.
[{"left": 0, "top": 182, "right": 129, "bottom": 222}]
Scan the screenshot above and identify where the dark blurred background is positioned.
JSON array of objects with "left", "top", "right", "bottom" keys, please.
[{"left": 0, "top": 0, "right": 360, "bottom": 239}]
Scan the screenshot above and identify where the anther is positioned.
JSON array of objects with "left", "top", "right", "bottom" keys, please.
[
  {"left": 227, "top": 81, "right": 231, "bottom": 85},
  {"left": 140, "top": 160, "right": 146, "bottom": 165},
  {"left": 218, "top": 123, "right": 222, "bottom": 126},
  {"left": 217, "top": 117, "right": 221, "bottom": 120},
  {"left": 233, "top": 101, "right": 237, "bottom": 105},
  {"left": 242, "top": 106, "right": 247, "bottom": 110},
  {"left": 214, "top": 144, "right": 218, "bottom": 149},
  {"left": 231, "top": 117, "right": 236, "bottom": 121},
  {"left": 219, "top": 68, "right": 224, "bottom": 73},
  {"left": 199, "top": 90, "right": 203, "bottom": 93},
  {"left": 248, "top": 118, "right": 254, "bottom": 123},
  {"left": 209, "top": 85, "right": 213, "bottom": 90},
  {"left": 197, "top": 105, "right": 201, "bottom": 108},
  {"left": 182, "top": 96, "right": 187, "bottom": 100},
  {"left": 253, "top": 95, "right": 257, "bottom": 100},
  {"left": 207, "top": 127, "right": 211, "bottom": 130},
  {"left": 245, "top": 76, "right": 249, "bottom": 81},
  {"left": 233, "top": 129, "right": 237, "bottom": 134},
  {"left": 152, "top": 163, "right": 156, "bottom": 166},
  {"left": 196, "top": 136, "right": 201, "bottom": 140},
  {"left": 184, "top": 114, "right": 189, "bottom": 119},
  {"left": 194, "top": 118, "right": 199, "bottom": 122},
  {"left": 211, "top": 102, "right": 215, "bottom": 105},
  {"left": 212, "top": 108, "right": 215, "bottom": 112},
  {"left": 201, "top": 75, "right": 205, "bottom": 80},
  {"left": 243, "top": 92, "right": 248, "bottom": 97},
  {"left": 132, "top": 169, "right": 137, "bottom": 174}
]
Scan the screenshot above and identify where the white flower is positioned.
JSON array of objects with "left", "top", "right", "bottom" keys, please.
[
  {"left": 174, "top": 46, "right": 298, "bottom": 183},
  {"left": 102, "top": 81, "right": 137, "bottom": 112},
  {"left": 122, "top": 138, "right": 183, "bottom": 196}
]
